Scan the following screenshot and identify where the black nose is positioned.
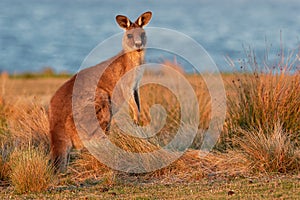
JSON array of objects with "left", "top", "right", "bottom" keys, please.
[{"left": 135, "top": 43, "right": 142, "bottom": 48}]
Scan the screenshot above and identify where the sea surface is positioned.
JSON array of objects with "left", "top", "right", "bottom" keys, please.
[{"left": 0, "top": 0, "right": 299, "bottom": 73}]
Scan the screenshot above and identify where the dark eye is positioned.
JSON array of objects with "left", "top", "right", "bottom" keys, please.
[
  {"left": 127, "top": 34, "right": 133, "bottom": 39},
  {"left": 141, "top": 32, "right": 146, "bottom": 39}
]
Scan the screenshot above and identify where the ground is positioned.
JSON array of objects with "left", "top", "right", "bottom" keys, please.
[{"left": 1, "top": 176, "right": 300, "bottom": 199}]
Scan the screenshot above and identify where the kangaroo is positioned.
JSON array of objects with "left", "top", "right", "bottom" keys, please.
[{"left": 49, "top": 11, "right": 152, "bottom": 172}]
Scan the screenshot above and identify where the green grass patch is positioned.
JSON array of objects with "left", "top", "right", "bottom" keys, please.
[{"left": 1, "top": 176, "right": 299, "bottom": 199}]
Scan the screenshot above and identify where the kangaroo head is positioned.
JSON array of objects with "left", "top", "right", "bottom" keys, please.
[{"left": 116, "top": 11, "right": 152, "bottom": 52}]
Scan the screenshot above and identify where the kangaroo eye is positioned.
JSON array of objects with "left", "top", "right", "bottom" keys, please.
[
  {"left": 127, "top": 34, "right": 133, "bottom": 39},
  {"left": 141, "top": 32, "right": 146, "bottom": 39}
]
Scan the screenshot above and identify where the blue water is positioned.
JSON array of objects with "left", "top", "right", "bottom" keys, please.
[{"left": 0, "top": 0, "right": 299, "bottom": 73}]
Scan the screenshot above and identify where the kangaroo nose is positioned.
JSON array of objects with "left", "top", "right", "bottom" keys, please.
[{"left": 135, "top": 41, "right": 142, "bottom": 48}]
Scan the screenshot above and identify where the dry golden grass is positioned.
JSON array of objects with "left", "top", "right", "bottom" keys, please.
[
  {"left": 144, "top": 149, "right": 250, "bottom": 183},
  {"left": 224, "top": 49, "right": 300, "bottom": 149},
  {"left": 5, "top": 99, "right": 50, "bottom": 151},
  {"left": 64, "top": 149, "right": 249, "bottom": 186},
  {"left": 0, "top": 76, "right": 65, "bottom": 106},
  {"left": 0, "top": 55, "right": 299, "bottom": 195},
  {"left": 0, "top": 76, "right": 60, "bottom": 192},
  {"left": 234, "top": 123, "right": 300, "bottom": 173},
  {"left": 227, "top": 72, "right": 300, "bottom": 134},
  {"left": 9, "top": 146, "right": 54, "bottom": 194}
]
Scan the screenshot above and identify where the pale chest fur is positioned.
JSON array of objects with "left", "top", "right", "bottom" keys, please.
[{"left": 123, "top": 51, "right": 145, "bottom": 90}]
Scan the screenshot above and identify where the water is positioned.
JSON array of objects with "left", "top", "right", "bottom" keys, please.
[{"left": 0, "top": 0, "right": 299, "bottom": 73}]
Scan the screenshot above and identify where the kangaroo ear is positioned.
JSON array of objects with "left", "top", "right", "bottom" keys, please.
[
  {"left": 135, "top": 11, "right": 152, "bottom": 27},
  {"left": 116, "top": 15, "right": 132, "bottom": 29}
]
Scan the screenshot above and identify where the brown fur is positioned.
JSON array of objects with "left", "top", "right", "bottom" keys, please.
[{"left": 49, "top": 11, "right": 152, "bottom": 172}]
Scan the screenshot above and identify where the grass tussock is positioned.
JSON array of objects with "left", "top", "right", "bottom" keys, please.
[
  {"left": 224, "top": 46, "right": 300, "bottom": 149},
  {"left": 235, "top": 123, "right": 300, "bottom": 173},
  {"left": 9, "top": 146, "right": 54, "bottom": 194}
]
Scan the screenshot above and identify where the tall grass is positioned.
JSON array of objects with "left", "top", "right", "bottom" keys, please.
[
  {"left": 137, "top": 68, "right": 211, "bottom": 149},
  {"left": 6, "top": 98, "right": 50, "bottom": 152},
  {"left": 221, "top": 41, "right": 300, "bottom": 174},
  {"left": 0, "top": 104, "right": 7, "bottom": 137},
  {"left": 0, "top": 75, "right": 52, "bottom": 191},
  {"left": 0, "top": 98, "right": 53, "bottom": 193},
  {"left": 224, "top": 45, "right": 300, "bottom": 149},
  {"left": 0, "top": 78, "right": 11, "bottom": 181}
]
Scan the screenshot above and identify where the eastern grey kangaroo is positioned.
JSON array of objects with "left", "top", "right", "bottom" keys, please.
[{"left": 49, "top": 11, "right": 152, "bottom": 172}]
